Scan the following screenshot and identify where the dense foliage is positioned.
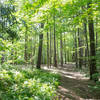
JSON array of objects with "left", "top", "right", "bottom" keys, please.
[{"left": 0, "top": 64, "right": 60, "bottom": 100}]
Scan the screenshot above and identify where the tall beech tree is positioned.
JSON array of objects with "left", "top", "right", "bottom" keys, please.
[
  {"left": 46, "top": 18, "right": 50, "bottom": 67},
  {"left": 36, "top": 23, "right": 44, "bottom": 69},
  {"left": 53, "top": 3, "right": 57, "bottom": 67},
  {"left": 88, "top": 0, "right": 98, "bottom": 81}
]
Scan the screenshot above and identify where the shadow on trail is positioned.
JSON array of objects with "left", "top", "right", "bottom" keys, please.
[
  {"left": 43, "top": 64, "right": 100, "bottom": 100},
  {"left": 57, "top": 75, "right": 92, "bottom": 100}
]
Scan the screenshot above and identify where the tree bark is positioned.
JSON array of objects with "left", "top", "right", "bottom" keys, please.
[
  {"left": 84, "top": 22, "right": 90, "bottom": 67},
  {"left": 36, "top": 34, "right": 43, "bottom": 69},
  {"left": 36, "top": 23, "right": 44, "bottom": 69},
  {"left": 78, "top": 28, "right": 83, "bottom": 69},
  {"left": 47, "top": 18, "right": 50, "bottom": 67},
  {"left": 53, "top": 7, "right": 57, "bottom": 67},
  {"left": 74, "top": 31, "right": 78, "bottom": 68},
  {"left": 64, "top": 32, "right": 66, "bottom": 64},
  {"left": 88, "top": 1, "right": 98, "bottom": 81},
  {"left": 67, "top": 50, "right": 69, "bottom": 63},
  {"left": 50, "top": 26, "right": 52, "bottom": 67},
  {"left": 96, "top": 18, "right": 98, "bottom": 49},
  {"left": 57, "top": 39, "right": 59, "bottom": 64},
  {"left": 60, "top": 32, "right": 63, "bottom": 66}
]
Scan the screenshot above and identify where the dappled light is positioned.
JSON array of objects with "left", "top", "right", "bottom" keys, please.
[
  {"left": 0, "top": 0, "right": 100, "bottom": 99},
  {"left": 46, "top": 64, "right": 100, "bottom": 99}
]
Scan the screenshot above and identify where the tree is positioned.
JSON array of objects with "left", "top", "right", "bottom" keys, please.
[
  {"left": 88, "top": 0, "right": 98, "bottom": 81},
  {"left": 53, "top": 3, "right": 57, "bottom": 67},
  {"left": 36, "top": 23, "right": 44, "bottom": 69},
  {"left": 46, "top": 18, "right": 50, "bottom": 67}
]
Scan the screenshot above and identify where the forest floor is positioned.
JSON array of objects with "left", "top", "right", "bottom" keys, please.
[{"left": 43, "top": 64, "right": 100, "bottom": 100}]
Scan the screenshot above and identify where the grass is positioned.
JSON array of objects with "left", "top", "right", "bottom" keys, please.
[{"left": 0, "top": 64, "right": 60, "bottom": 100}]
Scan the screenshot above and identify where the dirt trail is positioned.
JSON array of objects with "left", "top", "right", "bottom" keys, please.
[{"left": 43, "top": 64, "right": 100, "bottom": 100}]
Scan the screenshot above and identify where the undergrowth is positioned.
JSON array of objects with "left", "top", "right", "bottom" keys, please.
[{"left": 0, "top": 64, "right": 60, "bottom": 100}]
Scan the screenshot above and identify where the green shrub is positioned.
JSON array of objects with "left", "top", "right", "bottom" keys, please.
[{"left": 0, "top": 65, "right": 60, "bottom": 100}]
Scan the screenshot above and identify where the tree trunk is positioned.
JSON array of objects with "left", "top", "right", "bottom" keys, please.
[
  {"left": 96, "top": 18, "right": 98, "bottom": 49},
  {"left": 50, "top": 26, "right": 52, "bottom": 67},
  {"left": 78, "top": 28, "right": 83, "bottom": 69},
  {"left": 60, "top": 32, "right": 63, "bottom": 66},
  {"left": 53, "top": 7, "right": 57, "bottom": 67},
  {"left": 84, "top": 22, "right": 90, "bottom": 67},
  {"left": 36, "top": 34, "right": 43, "bottom": 69},
  {"left": 88, "top": 1, "right": 98, "bottom": 81},
  {"left": 64, "top": 32, "right": 67, "bottom": 64},
  {"left": 31, "top": 37, "right": 36, "bottom": 68},
  {"left": 74, "top": 31, "right": 78, "bottom": 68},
  {"left": 36, "top": 23, "right": 44, "bottom": 69},
  {"left": 67, "top": 50, "right": 69, "bottom": 63},
  {"left": 57, "top": 39, "right": 59, "bottom": 64},
  {"left": 47, "top": 18, "right": 50, "bottom": 67}
]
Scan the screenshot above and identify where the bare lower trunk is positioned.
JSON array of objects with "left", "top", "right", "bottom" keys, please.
[
  {"left": 84, "top": 22, "right": 89, "bottom": 67},
  {"left": 53, "top": 8, "right": 57, "bottom": 67},
  {"left": 74, "top": 32, "right": 78, "bottom": 68},
  {"left": 50, "top": 26, "right": 52, "bottom": 67},
  {"left": 96, "top": 18, "right": 98, "bottom": 49},
  {"left": 78, "top": 28, "right": 83, "bottom": 69},
  {"left": 36, "top": 34, "right": 43, "bottom": 69},
  {"left": 64, "top": 32, "right": 66, "bottom": 64},
  {"left": 88, "top": 1, "right": 98, "bottom": 81},
  {"left": 47, "top": 19, "right": 50, "bottom": 67},
  {"left": 60, "top": 32, "right": 63, "bottom": 66}
]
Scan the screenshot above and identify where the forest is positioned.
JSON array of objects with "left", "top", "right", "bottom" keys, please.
[{"left": 0, "top": 0, "right": 100, "bottom": 100}]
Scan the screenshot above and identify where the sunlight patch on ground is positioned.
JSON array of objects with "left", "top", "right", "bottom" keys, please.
[
  {"left": 63, "top": 75, "right": 76, "bottom": 79},
  {"left": 43, "top": 65, "right": 89, "bottom": 80},
  {"left": 43, "top": 66, "right": 58, "bottom": 74},
  {"left": 58, "top": 70, "right": 89, "bottom": 80}
]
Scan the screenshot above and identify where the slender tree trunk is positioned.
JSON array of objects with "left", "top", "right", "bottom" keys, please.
[
  {"left": 67, "top": 50, "right": 69, "bottom": 63},
  {"left": 60, "top": 32, "right": 63, "bottom": 66},
  {"left": 31, "top": 37, "right": 35, "bottom": 68},
  {"left": 96, "top": 18, "right": 98, "bottom": 49},
  {"left": 84, "top": 22, "right": 90, "bottom": 67},
  {"left": 47, "top": 18, "right": 50, "bottom": 67},
  {"left": 96, "top": 32, "right": 98, "bottom": 49},
  {"left": 36, "top": 34, "right": 43, "bottom": 69},
  {"left": 74, "top": 31, "right": 78, "bottom": 68},
  {"left": 32, "top": 36, "right": 36, "bottom": 66},
  {"left": 78, "top": 28, "right": 83, "bottom": 69},
  {"left": 31, "top": 38, "right": 33, "bottom": 65},
  {"left": 57, "top": 39, "right": 59, "bottom": 65},
  {"left": 64, "top": 32, "right": 66, "bottom": 64},
  {"left": 50, "top": 26, "right": 52, "bottom": 67},
  {"left": 53, "top": 7, "right": 57, "bottom": 67},
  {"left": 42, "top": 46, "right": 45, "bottom": 64},
  {"left": 37, "top": 23, "right": 44, "bottom": 69},
  {"left": 88, "top": 1, "right": 98, "bottom": 81}
]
